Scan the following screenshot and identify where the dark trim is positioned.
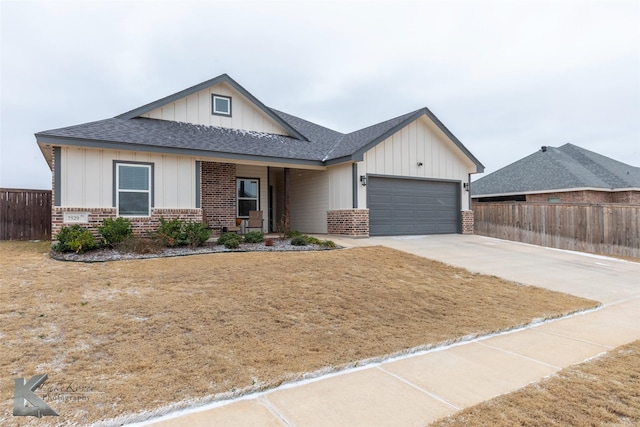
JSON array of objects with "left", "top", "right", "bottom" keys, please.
[
  {"left": 195, "top": 161, "right": 201, "bottom": 209},
  {"left": 35, "top": 135, "right": 326, "bottom": 168},
  {"left": 352, "top": 163, "right": 358, "bottom": 209},
  {"left": 236, "top": 177, "right": 260, "bottom": 218},
  {"left": 112, "top": 160, "right": 155, "bottom": 216},
  {"left": 211, "top": 94, "right": 232, "bottom": 117},
  {"left": 114, "top": 74, "right": 309, "bottom": 141},
  {"left": 53, "top": 147, "right": 61, "bottom": 206},
  {"left": 366, "top": 173, "right": 462, "bottom": 184}
]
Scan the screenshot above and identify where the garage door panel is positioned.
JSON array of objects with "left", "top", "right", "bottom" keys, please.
[{"left": 368, "top": 177, "right": 460, "bottom": 236}]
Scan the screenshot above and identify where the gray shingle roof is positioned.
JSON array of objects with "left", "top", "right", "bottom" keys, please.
[
  {"left": 471, "top": 144, "right": 640, "bottom": 196},
  {"left": 35, "top": 74, "right": 484, "bottom": 171}
]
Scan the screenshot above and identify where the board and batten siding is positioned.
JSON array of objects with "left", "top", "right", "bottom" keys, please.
[
  {"left": 358, "top": 116, "right": 476, "bottom": 210},
  {"left": 60, "top": 147, "right": 197, "bottom": 209},
  {"left": 141, "top": 81, "right": 288, "bottom": 136},
  {"left": 328, "top": 163, "right": 353, "bottom": 210},
  {"left": 290, "top": 169, "right": 329, "bottom": 233},
  {"left": 236, "top": 164, "right": 268, "bottom": 232}
]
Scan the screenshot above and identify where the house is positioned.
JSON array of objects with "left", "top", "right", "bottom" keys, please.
[
  {"left": 472, "top": 143, "right": 640, "bottom": 204},
  {"left": 35, "top": 74, "right": 484, "bottom": 238}
]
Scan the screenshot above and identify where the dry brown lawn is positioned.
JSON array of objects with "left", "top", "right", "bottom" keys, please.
[
  {"left": 430, "top": 340, "right": 640, "bottom": 426},
  {"left": 0, "top": 241, "right": 598, "bottom": 426}
]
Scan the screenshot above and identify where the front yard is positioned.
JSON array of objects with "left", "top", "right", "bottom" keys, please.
[{"left": 0, "top": 241, "right": 598, "bottom": 426}]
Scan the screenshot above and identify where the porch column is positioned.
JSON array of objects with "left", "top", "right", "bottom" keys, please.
[{"left": 284, "top": 167, "right": 290, "bottom": 233}]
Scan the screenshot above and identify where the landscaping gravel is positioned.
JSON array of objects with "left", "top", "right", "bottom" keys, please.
[{"left": 50, "top": 239, "right": 340, "bottom": 262}]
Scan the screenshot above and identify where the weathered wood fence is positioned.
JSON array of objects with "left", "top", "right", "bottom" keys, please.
[
  {"left": 473, "top": 202, "right": 640, "bottom": 258},
  {"left": 0, "top": 188, "right": 52, "bottom": 240}
]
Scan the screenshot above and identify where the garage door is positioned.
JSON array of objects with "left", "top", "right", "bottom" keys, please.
[{"left": 368, "top": 176, "right": 460, "bottom": 236}]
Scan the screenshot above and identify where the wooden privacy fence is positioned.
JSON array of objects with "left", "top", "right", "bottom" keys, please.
[
  {"left": 0, "top": 188, "right": 52, "bottom": 240},
  {"left": 473, "top": 202, "right": 640, "bottom": 258}
]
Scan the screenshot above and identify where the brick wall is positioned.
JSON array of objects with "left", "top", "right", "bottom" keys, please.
[
  {"left": 52, "top": 207, "right": 203, "bottom": 238},
  {"left": 461, "top": 210, "right": 474, "bottom": 234},
  {"left": 327, "top": 209, "right": 369, "bottom": 236},
  {"left": 201, "top": 161, "right": 237, "bottom": 231},
  {"left": 526, "top": 190, "right": 640, "bottom": 204}
]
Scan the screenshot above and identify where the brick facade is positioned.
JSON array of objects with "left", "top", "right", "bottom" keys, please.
[
  {"left": 327, "top": 209, "right": 369, "bottom": 236},
  {"left": 526, "top": 190, "right": 640, "bottom": 204},
  {"left": 201, "top": 161, "right": 237, "bottom": 232},
  {"left": 51, "top": 207, "right": 203, "bottom": 239},
  {"left": 461, "top": 210, "right": 474, "bottom": 234}
]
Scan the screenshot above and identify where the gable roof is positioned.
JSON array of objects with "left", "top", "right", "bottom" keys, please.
[
  {"left": 116, "top": 73, "right": 309, "bottom": 141},
  {"left": 36, "top": 74, "right": 484, "bottom": 171},
  {"left": 471, "top": 143, "right": 640, "bottom": 197}
]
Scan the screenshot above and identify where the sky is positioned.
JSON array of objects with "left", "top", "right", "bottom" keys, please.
[{"left": 1, "top": 0, "right": 639, "bottom": 190}]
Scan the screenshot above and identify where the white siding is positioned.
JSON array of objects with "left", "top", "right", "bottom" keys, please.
[
  {"left": 236, "top": 164, "right": 268, "bottom": 232},
  {"left": 360, "top": 116, "right": 476, "bottom": 210},
  {"left": 141, "top": 82, "right": 289, "bottom": 135},
  {"left": 290, "top": 169, "right": 329, "bottom": 233},
  {"left": 59, "top": 147, "right": 197, "bottom": 209},
  {"left": 328, "top": 162, "right": 353, "bottom": 210}
]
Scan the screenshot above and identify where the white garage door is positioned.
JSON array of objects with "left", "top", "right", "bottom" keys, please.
[{"left": 368, "top": 176, "right": 460, "bottom": 236}]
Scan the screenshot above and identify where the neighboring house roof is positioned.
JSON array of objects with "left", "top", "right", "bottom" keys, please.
[
  {"left": 36, "top": 74, "right": 484, "bottom": 172},
  {"left": 472, "top": 143, "right": 640, "bottom": 197}
]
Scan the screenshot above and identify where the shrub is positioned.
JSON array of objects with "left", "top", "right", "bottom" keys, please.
[
  {"left": 53, "top": 225, "right": 97, "bottom": 254},
  {"left": 319, "top": 239, "right": 337, "bottom": 248},
  {"left": 303, "top": 235, "right": 322, "bottom": 245},
  {"left": 217, "top": 232, "right": 240, "bottom": 246},
  {"left": 286, "top": 230, "right": 302, "bottom": 239},
  {"left": 244, "top": 231, "right": 264, "bottom": 243},
  {"left": 153, "top": 218, "right": 187, "bottom": 247},
  {"left": 183, "top": 221, "right": 212, "bottom": 249},
  {"left": 98, "top": 217, "right": 133, "bottom": 247},
  {"left": 224, "top": 237, "right": 241, "bottom": 249},
  {"left": 290, "top": 236, "right": 307, "bottom": 246}
]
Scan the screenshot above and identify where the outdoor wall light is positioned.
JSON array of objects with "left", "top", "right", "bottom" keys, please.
[
  {"left": 360, "top": 175, "right": 367, "bottom": 186},
  {"left": 417, "top": 162, "right": 423, "bottom": 166},
  {"left": 463, "top": 182, "right": 470, "bottom": 191}
]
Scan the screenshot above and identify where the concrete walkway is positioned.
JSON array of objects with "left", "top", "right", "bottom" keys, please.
[{"left": 134, "top": 235, "right": 640, "bottom": 427}]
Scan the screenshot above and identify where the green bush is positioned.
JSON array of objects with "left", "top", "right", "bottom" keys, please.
[
  {"left": 183, "top": 221, "right": 212, "bottom": 249},
  {"left": 244, "top": 231, "right": 264, "bottom": 243},
  {"left": 53, "top": 225, "right": 98, "bottom": 254},
  {"left": 98, "top": 217, "right": 133, "bottom": 247},
  {"left": 303, "top": 235, "right": 322, "bottom": 245},
  {"left": 224, "top": 237, "right": 241, "bottom": 249},
  {"left": 290, "top": 236, "right": 307, "bottom": 246},
  {"left": 286, "top": 230, "right": 302, "bottom": 238},
  {"left": 319, "top": 239, "right": 337, "bottom": 248},
  {"left": 152, "top": 218, "right": 210, "bottom": 248},
  {"left": 153, "top": 218, "right": 187, "bottom": 247},
  {"left": 217, "top": 232, "right": 240, "bottom": 246}
]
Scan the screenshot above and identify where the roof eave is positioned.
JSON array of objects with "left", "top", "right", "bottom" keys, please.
[
  {"left": 114, "top": 74, "right": 309, "bottom": 142},
  {"left": 472, "top": 187, "right": 640, "bottom": 198},
  {"left": 35, "top": 134, "right": 326, "bottom": 168}
]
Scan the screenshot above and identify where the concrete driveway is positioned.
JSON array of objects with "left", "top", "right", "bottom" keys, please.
[{"left": 135, "top": 234, "right": 640, "bottom": 427}]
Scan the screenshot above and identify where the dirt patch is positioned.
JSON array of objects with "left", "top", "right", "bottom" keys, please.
[
  {"left": 0, "top": 241, "right": 598, "bottom": 426},
  {"left": 430, "top": 340, "right": 640, "bottom": 426}
]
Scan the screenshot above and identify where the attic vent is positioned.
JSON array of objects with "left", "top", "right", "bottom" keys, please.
[{"left": 541, "top": 146, "right": 548, "bottom": 152}]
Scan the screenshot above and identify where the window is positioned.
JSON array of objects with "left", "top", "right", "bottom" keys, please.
[
  {"left": 212, "top": 94, "right": 231, "bottom": 116},
  {"left": 237, "top": 178, "right": 258, "bottom": 217},
  {"left": 116, "top": 163, "right": 152, "bottom": 216},
  {"left": 547, "top": 197, "right": 561, "bottom": 203}
]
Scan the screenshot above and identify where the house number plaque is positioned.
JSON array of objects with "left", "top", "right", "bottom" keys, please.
[{"left": 63, "top": 212, "right": 89, "bottom": 224}]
